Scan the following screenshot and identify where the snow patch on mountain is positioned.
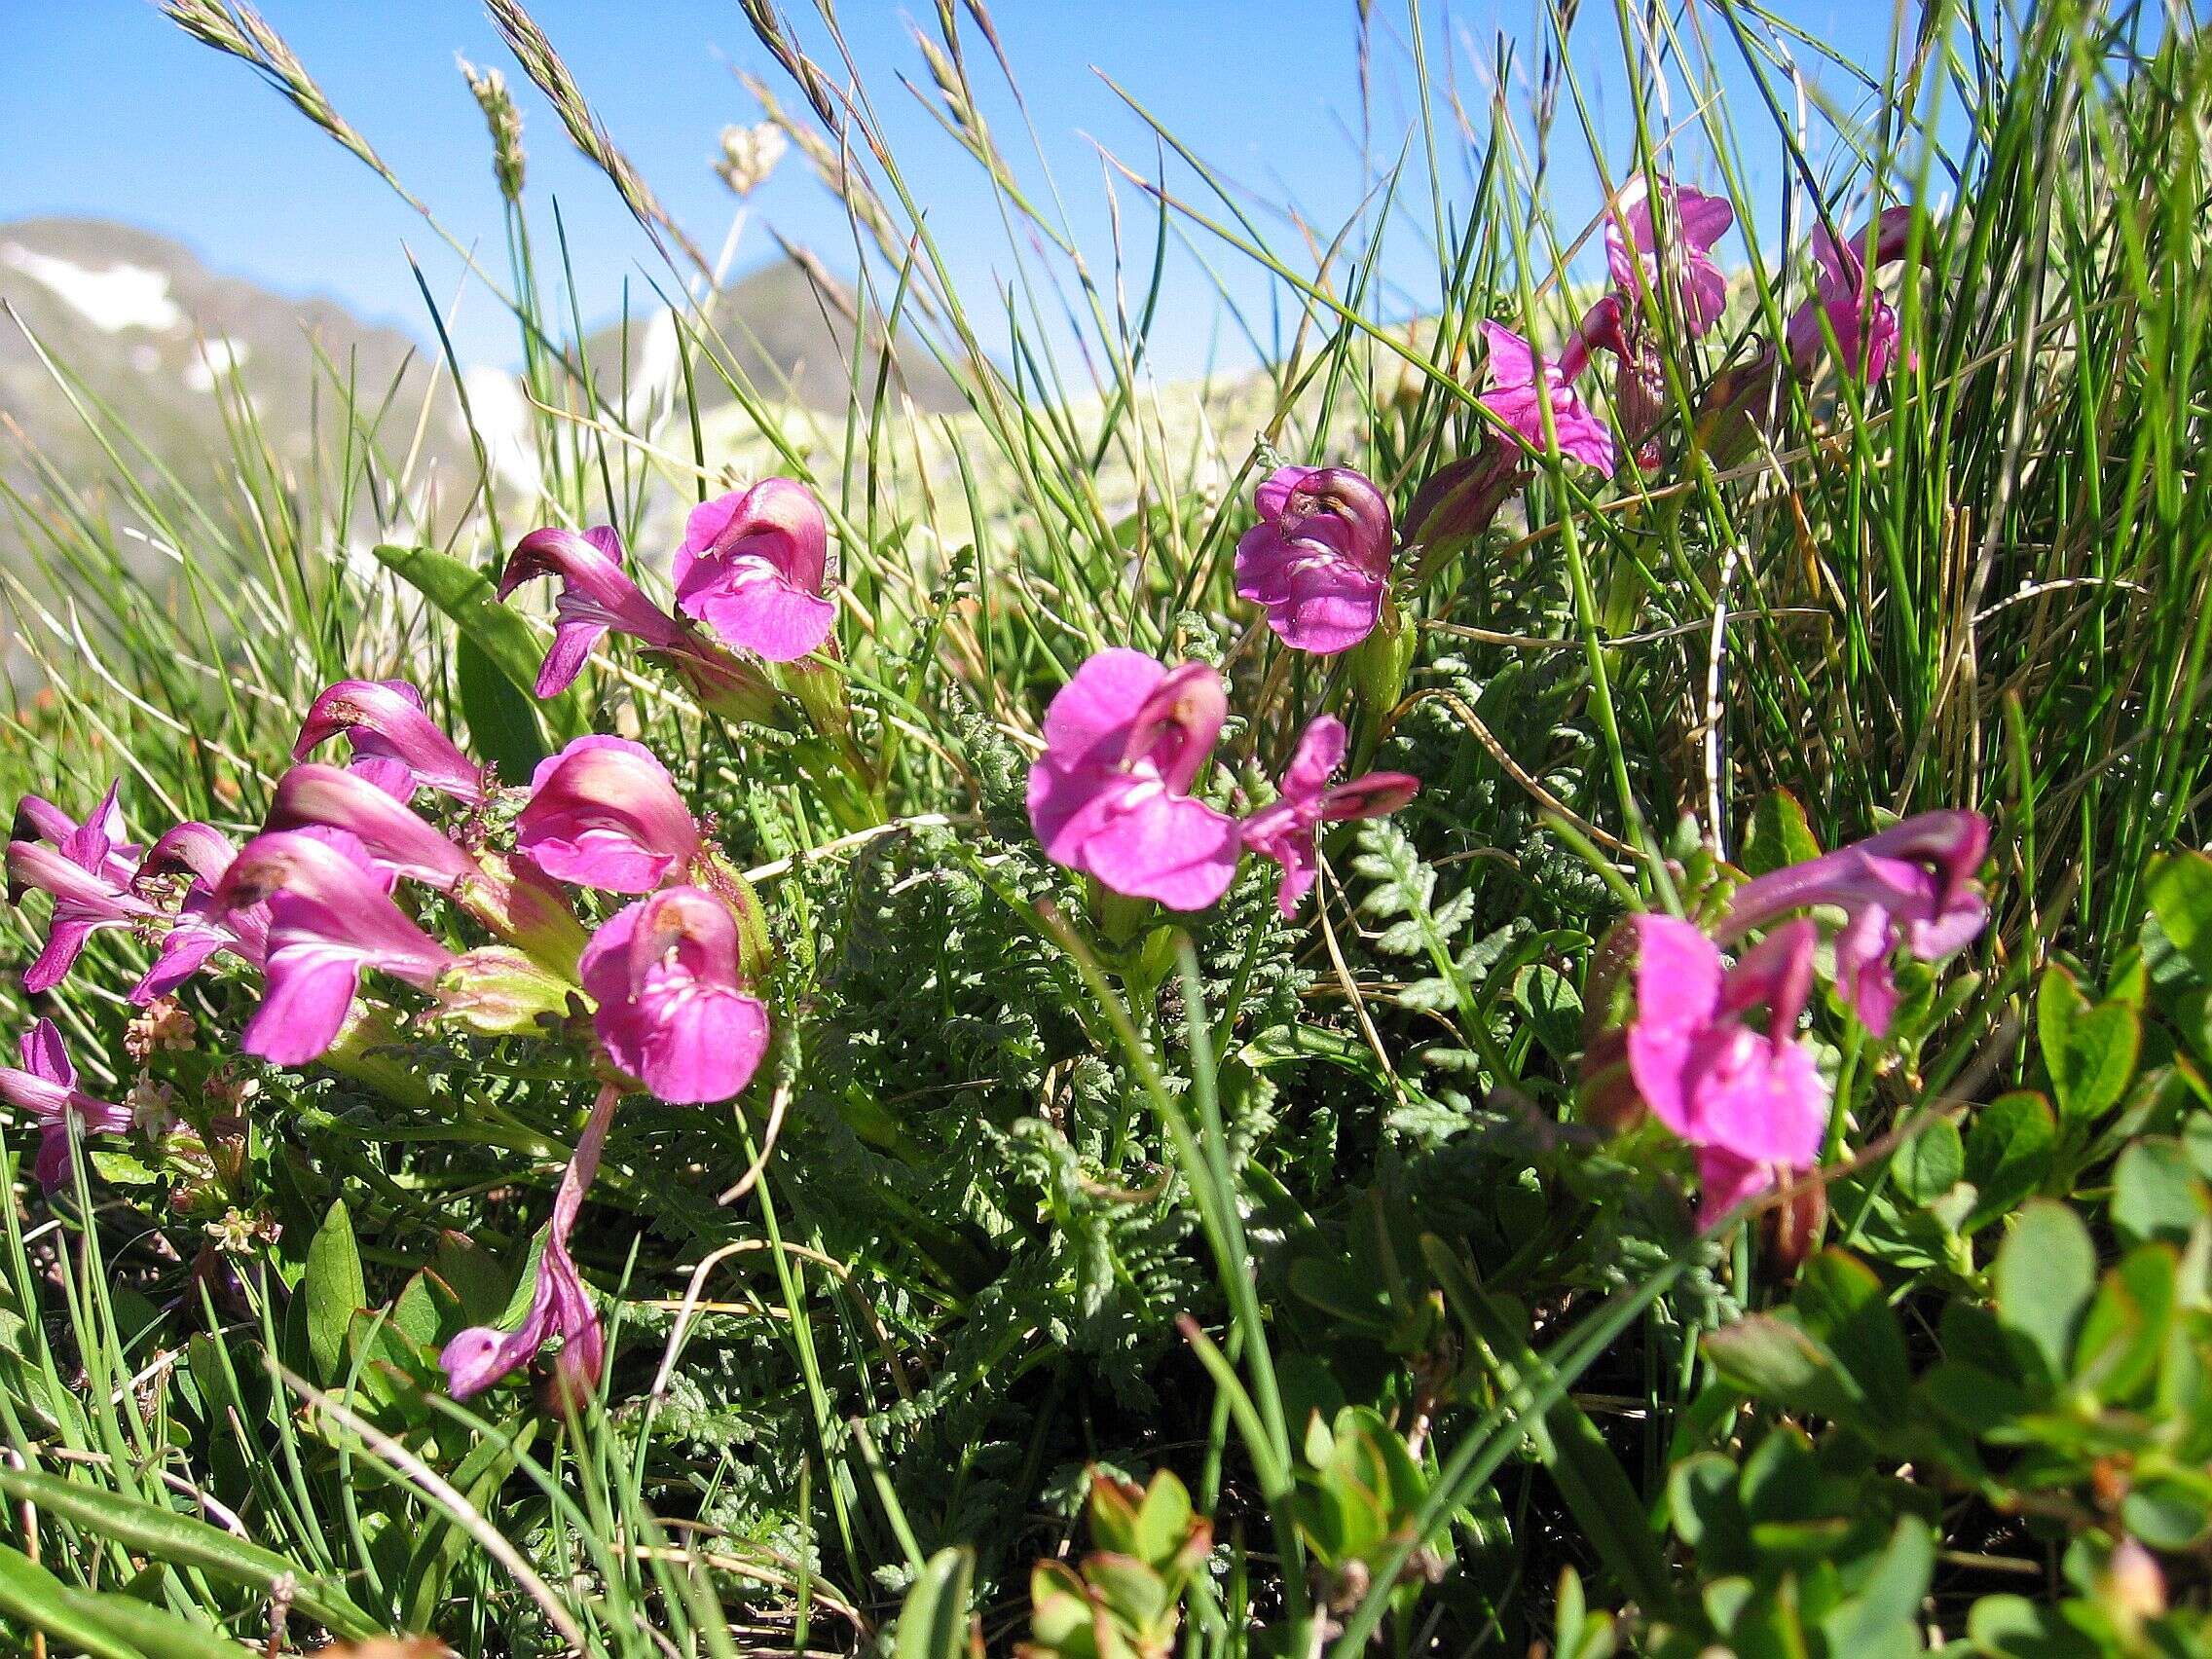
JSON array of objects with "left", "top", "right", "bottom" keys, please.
[
  {"left": 461, "top": 364, "right": 545, "bottom": 497},
  {"left": 0, "top": 242, "right": 183, "bottom": 333},
  {"left": 183, "top": 336, "right": 251, "bottom": 391}
]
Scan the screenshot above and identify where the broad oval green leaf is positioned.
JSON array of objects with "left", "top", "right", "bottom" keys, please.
[
  {"left": 894, "top": 1546, "right": 977, "bottom": 1659},
  {"left": 373, "top": 541, "right": 587, "bottom": 742},
  {"left": 1993, "top": 1199, "right": 2097, "bottom": 1388},
  {"left": 305, "top": 1198, "right": 367, "bottom": 1383}
]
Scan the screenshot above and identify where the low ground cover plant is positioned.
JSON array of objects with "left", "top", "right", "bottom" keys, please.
[{"left": 1, "top": 1, "right": 2208, "bottom": 1654}]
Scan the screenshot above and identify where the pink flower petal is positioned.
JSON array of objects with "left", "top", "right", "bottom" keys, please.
[
  {"left": 1078, "top": 790, "right": 1241, "bottom": 912},
  {"left": 1694, "top": 1145, "right": 1775, "bottom": 1230},
  {"left": 242, "top": 945, "right": 364, "bottom": 1066},
  {"left": 18, "top": 1018, "right": 71, "bottom": 1088},
  {"left": 678, "top": 562, "right": 835, "bottom": 662},
  {"left": 1682, "top": 1025, "right": 1826, "bottom": 1166}
]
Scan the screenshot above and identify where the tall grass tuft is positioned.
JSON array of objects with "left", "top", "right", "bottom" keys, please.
[{"left": 1, "top": 2, "right": 2207, "bottom": 1654}]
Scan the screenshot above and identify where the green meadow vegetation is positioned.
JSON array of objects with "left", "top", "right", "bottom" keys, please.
[{"left": 1, "top": 1, "right": 2209, "bottom": 1654}]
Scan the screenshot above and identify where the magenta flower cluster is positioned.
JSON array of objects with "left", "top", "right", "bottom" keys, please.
[
  {"left": 1608, "top": 811, "right": 1989, "bottom": 1224},
  {"left": 1235, "top": 466, "right": 1395, "bottom": 655},
  {"left": 1480, "top": 173, "right": 1735, "bottom": 478},
  {"left": 498, "top": 477, "right": 838, "bottom": 719},
  {"left": 6, "top": 681, "right": 785, "bottom": 1403},
  {"left": 1784, "top": 207, "right": 1923, "bottom": 384},
  {"left": 1472, "top": 176, "right": 1928, "bottom": 478},
  {"left": 1026, "top": 647, "right": 1418, "bottom": 917}
]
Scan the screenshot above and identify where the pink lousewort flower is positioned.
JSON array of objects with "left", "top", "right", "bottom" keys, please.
[
  {"left": 1625, "top": 914, "right": 1827, "bottom": 1227},
  {"left": 294, "top": 680, "right": 490, "bottom": 806},
  {"left": 7, "top": 782, "right": 164, "bottom": 994},
  {"left": 1241, "top": 717, "right": 1419, "bottom": 917},
  {"left": 498, "top": 524, "right": 692, "bottom": 697},
  {"left": 442, "top": 1082, "right": 616, "bottom": 1408},
  {"left": 1785, "top": 206, "right": 1920, "bottom": 383},
  {"left": 1717, "top": 810, "right": 1989, "bottom": 1038},
  {"left": 579, "top": 888, "right": 769, "bottom": 1104},
  {"left": 516, "top": 736, "right": 702, "bottom": 895},
  {"left": 15, "top": 785, "right": 139, "bottom": 882},
  {"left": 1478, "top": 305, "right": 1623, "bottom": 477},
  {"left": 1234, "top": 466, "right": 1393, "bottom": 655},
  {"left": 674, "top": 479, "right": 836, "bottom": 663},
  {"left": 266, "top": 764, "right": 494, "bottom": 903},
  {"left": 1605, "top": 174, "right": 1734, "bottom": 339},
  {"left": 1027, "top": 649, "right": 1241, "bottom": 911},
  {"left": 132, "top": 822, "right": 267, "bottom": 1002},
  {"left": 212, "top": 830, "right": 458, "bottom": 1066},
  {"left": 0, "top": 1018, "right": 132, "bottom": 1192}
]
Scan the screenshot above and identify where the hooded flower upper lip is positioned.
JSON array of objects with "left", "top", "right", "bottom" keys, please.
[
  {"left": 498, "top": 524, "right": 691, "bottom": 697},
  {"left": 294, "top": 680, "right": 489, "bottom": 806},
  {"left": 266, "top": 763, "right": 492, "bottom": 902},
  {"left": 1605, "top": 174, "right": 1735, "bottom": 339},
  {"left": 0, "top": 1017, "right": 132, "bottom": 1192},
  {"left": 1234, "top": 466, "right": 1393, "bottom": 655},
  {"left": 131, "top": 821, "right": 266, "bottom": 1002},
  {"left": 1786, "top": 206, "right": 1920, "bottom": 382},
  {"left": 516, "top": 736, "right": 703, "bottom": 894},
  {"left": 1478, "top": 310, "right": 1622, "bottom": 477},
  {"left": 212, "top": 830, "right": 458, "bottom": 1066},
  {"left": 441, "top": 1083, "right": 615, "bottom": 1406},
  {"left": 6, "top": 781, "right": 165, "bottom": 996},
  {"left": 1625, "top": 914, "right": 1827, "bottom": 1227},
  {"left": 1717, "top": 809, "right": 1989, "bottom": 1038},
  {"left": 1241, "top": 716, "right": 1419, "bottom": 917},
  {"left": 673, "top": 479, "right": 836, "bottom": 663},
  {"left": 1026, "top": 648, "right": 1242, "bottom": 911},
  {"left": 578, "top": 887, "right": 769, "bottom": 1105},
  {"left": 15, "top": 785, "right": 138, "bottom": 885}
]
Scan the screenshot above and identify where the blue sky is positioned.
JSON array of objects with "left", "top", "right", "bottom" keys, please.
[{"left": 3, "top": 1, "right": 1918, "bottom": 375}]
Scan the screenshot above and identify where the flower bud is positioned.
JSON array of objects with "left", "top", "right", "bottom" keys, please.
[
  {"left": 1761, "top": 1177, "right": 1825, "bottom": 1276},
  {"left": 2100, "top": 1539, "right": 2167, "bottom": 1636},
  {"left": 661, "top": 645, "right": 787, "bottom": 728},
  {"left": 1347, "top": 591, "right": 1417, "bottom": 724},
  {"left": 1403, "top": 444, "right": 1525, "bottom": 584},
  {"left": 692, "top": 849, "right": 776, "bottom": 981},
  {"left": 1694, "top": 343, "right": 1782, "bottom": 470},
  {"left": 1575, "top": 1023, "right": 1644, "bottom": 1136},
  {"left": 489, "top": 853, "right": 590, "bottom": 977}
]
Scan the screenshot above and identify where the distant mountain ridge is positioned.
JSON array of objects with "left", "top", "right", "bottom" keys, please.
[{"left": 0, "top": 216, "right": 962, "bottom": 562}]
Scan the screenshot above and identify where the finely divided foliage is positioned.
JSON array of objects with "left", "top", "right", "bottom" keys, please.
[{"left": 0, "top": 2, "right": 2208, "bottom": 1655}]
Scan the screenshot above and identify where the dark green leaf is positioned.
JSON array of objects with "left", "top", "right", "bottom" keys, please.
[
  {"left": 894, "top": 1547, "right": 977, "bottom": 1659},
  {"left": 0, "top": 1541, "right": 146, "bottom": 1659},
  {"left": 2038, "top": 969, "right": 2140, "bottom": 1128},
  {"left": 2073, "top": 1244, "right": 2176, "bottom": 1404},
  {"left": 373, "top": 541, "right": 586, "bottom": 740},
  {"left": 304, "top": 1198, "right": 366, "bottom": 1383},
  {"left": 1703, "top": 1314, "right": 1878, "bottom": 1437},
  {"left": 1793, "top": 1250, "right": 1912, "bottom": 1418},
  {"left": 456, "top": 630, "right": 549, "bottom": 784},
  {"left": 2112, "top": 1138, "right": 2208, "bottom": 1247},
  {"left": 2148, "top": 850, "right": 2212, "bottom": 978},
  {"left": 0, "top": 1467, "right": 378, "bottom": 1641},
  {"left": 1994, "top": 1200, "right": 2097, "bottom": 1386},
  {"left": 1964, "top": 1092, "right": 2058, "bottom": 1227},
  {"left": 1894, "top": 1118, "right": 1965, "bottom": 1206},
  {"left": 1740, "top": 790, "right": 1823, "bottom": 877},
  {"left": 2121, "top": 1479, "right": 2209, "bottom": 1551}
]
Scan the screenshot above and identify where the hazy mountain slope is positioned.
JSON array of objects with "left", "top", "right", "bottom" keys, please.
[
  {"left": 577, "top": 252, "right": 965, "bottom": 420},
  {"left": 0, "top": 219, "right": 963, "bottom": 672}
]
